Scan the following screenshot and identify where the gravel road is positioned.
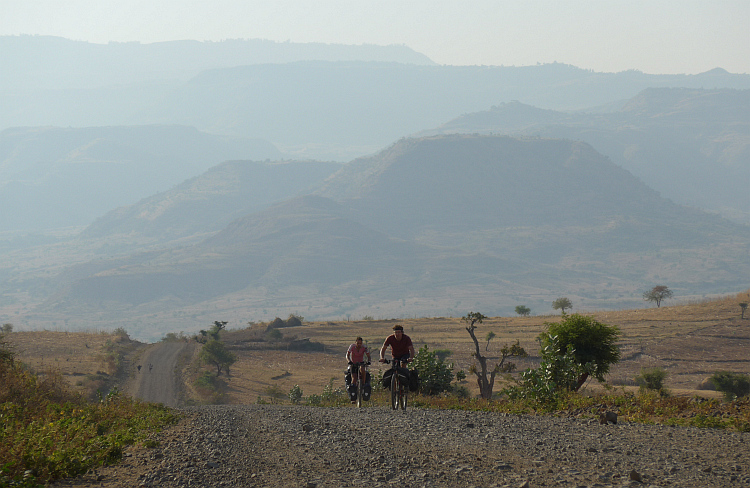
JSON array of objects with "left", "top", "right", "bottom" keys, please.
[
  {"left": 129, "top": 342, "right": 186, "bottom": 407},
  {"left": 56, "top": 404, "right": 749, "bottom": 488}
]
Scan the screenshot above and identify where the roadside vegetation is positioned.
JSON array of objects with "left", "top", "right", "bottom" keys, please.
[
  {"left": 0, "top": 333, "right": 177, "bottom": 488},
  {"left": 262, "top": 310, "right": 750, "bottom": 432}
]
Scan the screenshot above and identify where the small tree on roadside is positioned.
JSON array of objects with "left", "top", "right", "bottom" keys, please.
[
  {"left": 199, "top": 339, "right": 237, "bottom": 376},
  {"left": 462, "top": 312, "right": 528, "bottom": 399},
  {"left": 740, "top": 303, "right": 748, "bottom": 319},
  {"left": 643, "top": 285, "right": 673, "bottom": 308},
  {"left": 515, "top": 305, "right": 531, "bottom": 317},
  {"left": 552, "top": 297, "right": 572, "bottom": 314},
  {"left": 1, "top": 323, "right": 13, "bottom": 334}
]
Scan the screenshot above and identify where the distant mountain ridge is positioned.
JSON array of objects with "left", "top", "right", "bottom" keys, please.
[
  {"left": 3, "top": 46, "right": 750, "bottom": 162},
  {"left": 419, "top": 88, "right": 750, "bottom": 223},
  {"left": 0, "top": 125, "right": 282, "bottom": 232},
  {"left": 0, "top": 35, "right": 435, "bottom": 91}
]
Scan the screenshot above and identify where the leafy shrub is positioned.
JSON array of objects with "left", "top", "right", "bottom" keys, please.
[
  {"left": 711, "top": 371, "right": 750, "bottom": 401},
  {"left": 195, "top": 371, "right": 218, "bottom": 390},
  {"left": 505, "top": 333, "right": 595, "bottom": 407},
  {"left": 289, "top": 384, "right": 303, "bottom": 404},
  {"left": 305, "top": 393, "right": 322, "bottom": 406},
  {"left": 411, "top": 345, "right": 455, "bottom": 395},
  {"left": 636, "top": 367, "right": 669, "bottom": 393},
  {"left": 264, "top": 384, "right": 286, "bottom": 399}
]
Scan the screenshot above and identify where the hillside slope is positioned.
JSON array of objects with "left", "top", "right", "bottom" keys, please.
[
  {"left": 420, "top": 88, "right": 750, "bottom": 223},
  {"left": 26, "top": 135, "right": 750, "bottom": 339},
  {"left": 82, "top": 160, "right": 342, "bottom": 243}
]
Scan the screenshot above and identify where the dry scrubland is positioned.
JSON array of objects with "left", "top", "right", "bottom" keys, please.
[
  {"left": 5, "top": 329, "right": 139, "bottom": 399},
  {"left": 219, "top": 291, "right": 750, "bottom": 403},
  {"left": 6, "top": 290, "right": 750, "bottom": 404}
]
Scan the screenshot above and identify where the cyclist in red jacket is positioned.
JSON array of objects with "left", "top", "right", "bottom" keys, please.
[{"left": 379, "top": 324, "right": 415, "bottom": 366}]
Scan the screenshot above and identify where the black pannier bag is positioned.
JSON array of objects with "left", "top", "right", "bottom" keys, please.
[
  {"left": 382, "top": 368, "right": 394, "bottom": 389},
  {"left": 408, "top": 367, "right": 420, "bottom": 392},
  {"left": 397, "top": 366, "right": 410, "bottom": 387},
  {"left": 345, "top": 370, "right": 352, "bottom": 386},
  {"left": 363, "top": 371, "right": 372, "bottom": 400}
]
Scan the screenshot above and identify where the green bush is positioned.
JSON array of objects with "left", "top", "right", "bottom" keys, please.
[
  {"left": 711, "top": 371, "right": 750, "bottom": 401},
  {"left": 544, "top": 313, "right": 621, "bottom": 388},
  {"left": 505, "top": 333, "right": 594, "bottom": 407},
  {"left": 195, "top": 371, "right": 218, "bottom": 390},
  {"left": 411, "top": 345, "right": 455, "bottom": 395},
  {"left": 636, "top": 367, "right": 668, "bottom": 393},
  {"left": 289, "top": 384, "right": 303, "bottom": 404}
]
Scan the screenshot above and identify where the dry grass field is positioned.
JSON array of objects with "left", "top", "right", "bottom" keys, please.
[
  {"left": 4, "top": 329, "right": 138, "bottom": 398},
  {"left": 220, "top": 290, "right": 750, "bottom": 403},
  {"left": 5, "top": 290, "right": 749, "bottom": 404}
]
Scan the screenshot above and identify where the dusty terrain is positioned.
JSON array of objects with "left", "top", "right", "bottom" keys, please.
[
  {"left": 8, "top": 292, "right": 749, "bottom": 403},
  {"left": 220, "top": 291, "right": 750, "bottom": 402},
  {"left": 10, "top": 291, "right": 750, "bottom": 487},
  {"left": 53, "top": 405, "right": 750, "bottom": 488}
]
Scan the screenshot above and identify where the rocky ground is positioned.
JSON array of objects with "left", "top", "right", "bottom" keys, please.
[{"left": 53, "top": 404, "right": 749, "bottom": 488}]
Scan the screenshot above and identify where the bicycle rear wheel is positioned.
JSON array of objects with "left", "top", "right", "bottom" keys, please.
[{"left": 390, "top": 371, "right": 398, "bottom": 410}]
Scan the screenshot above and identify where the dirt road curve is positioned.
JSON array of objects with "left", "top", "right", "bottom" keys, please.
[{"left": 129, "top": 342, "right": 186, "bottom": 407}]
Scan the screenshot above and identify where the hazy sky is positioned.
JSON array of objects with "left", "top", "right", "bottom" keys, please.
[{"left": 2, "top": 0, "right": 748, "bottom": 74}]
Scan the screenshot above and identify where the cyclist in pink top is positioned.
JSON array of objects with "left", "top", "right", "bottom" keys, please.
[{"left": 346, "top": 336, "right": 371, "bottom": 387}]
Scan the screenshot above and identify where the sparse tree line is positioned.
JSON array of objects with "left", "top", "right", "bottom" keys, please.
[{"left": 512, "top": 284, "right": 679, "bottom": 318}]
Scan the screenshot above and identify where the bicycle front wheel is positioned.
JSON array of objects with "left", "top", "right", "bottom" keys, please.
[
  {"left": 357, "top": 381, "right": 362, "bottom": 408},
  {"left": 400, "top": 382, "right": 408, "bottom": 410},
  {"left": 390, "top": 371, "right": 398, "bottom": 410}
]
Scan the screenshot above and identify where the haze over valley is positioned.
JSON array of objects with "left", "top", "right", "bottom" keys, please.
[{"left": 1, "top": 35, "right": 750, "bottom": 341}]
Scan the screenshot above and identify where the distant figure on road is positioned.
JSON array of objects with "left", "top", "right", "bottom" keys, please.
[
  {"left": 148, "top": 363, "right": 153, "bottom": 373},
  {"left": 137, "top": 365, "right": 142, "bottom": 373}
]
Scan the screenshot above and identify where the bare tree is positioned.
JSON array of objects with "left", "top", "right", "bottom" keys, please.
[
  {"left": 462, "top": 312, "right": 527, "bottom": 399},
  {"left": 643, "top": 286, "right": 673, "bottom": 308}
]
